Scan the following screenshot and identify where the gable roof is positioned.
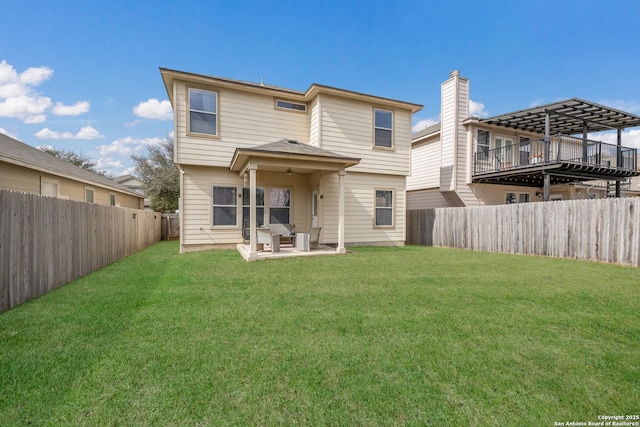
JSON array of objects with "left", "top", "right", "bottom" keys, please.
[
  {"left": 480, "top": 98, "right": 640, "bottom": 135},
  {"left": 160, "top": 68, "right": 423, "bottom": 113},
  {"left": 229, "top": 139, "right": 360, "bottom": 172},
  {"left": 112, "top": 174, "right": 138, "bottom": 184},
  {"left": 412, "top": 123, "right": 441, "bottom": 142},
  {"left": 0, "top": 132, "right": 142, "bottom": 197}
]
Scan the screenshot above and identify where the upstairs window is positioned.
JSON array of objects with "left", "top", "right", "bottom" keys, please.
[
  {"left": 374, "top": 109, "right": 393, "bottom": 148},
  {"left": 477, "top": 130, "right": 490, "bottom": 160},
  {"left": 275, "top": 99, "right": 307, "bottom": 112},
  {"left": 109, "top": 193, "right": 116, "bottom": 206},
  {"left": 189, "top": 88, "right": 218, "bottom": 136}
]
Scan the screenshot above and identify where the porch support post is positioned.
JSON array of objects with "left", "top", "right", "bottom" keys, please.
[
  {"left": 616, "top": 128, "right": 622, "bottom": 197},
  {"left": 543, "top": 172, "right": 550, "bottom": 202},
  {"left": 582, "top": 121, "right": 588, "bottom": 163},
  {"left": 544, "top": 111, "right": 551, "bottom": 162},
  {"left": 337, "top": 169, "right": 346, "bottom": 254},
  {"left": 249, "top": 166, "right": 258, "bottom": 259}
]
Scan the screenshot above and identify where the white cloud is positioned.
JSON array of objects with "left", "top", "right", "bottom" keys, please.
[
  {"left": 95, "top": 136, "right": 165, "bottom": 177},
  {"left": 97, "top": 136, "right": 164, "bottom": 157},
  {"left": 52, "top": 101, "right": 90, "bottom": 116},
  {"left": 598, "top": 99, "right": 640, "bottom": 114},
  {"left": 469, "top": 99, "right": 488, "bottom": 117},
  {"left": 24, "top": 114, "right": 47, "bottom": 124},
  {"left": 34, "top": 125, "right": 104, "bottom": 140},
  {"left": 76, "top": 126, "right": 103, "bottom": 139},
  {"left": 412, "top": 118, "right": 438, "bottom": 133},
  {"left": 0, "top": 127, "right": 17, "bottom": 139},
  {"left": 0, "top": 60, "right": 54, "bottom": 123},
  {"left": 34, "top": 128, "right": 74, "bottom": 139},
  {"left": 0, "top": 94, "right": 52, "bottom": 123},
  {"left": 133, "top": 98, "right": 173, "bottom": 121},
  {"left": 18, "top": 65, "right": 53, "bottom": 86},
  {"left": 0, "top": 60, "right": 90, "bottom": 123},
  {"left": 588, "top": 129, "right": 640, "bottom": 149}
]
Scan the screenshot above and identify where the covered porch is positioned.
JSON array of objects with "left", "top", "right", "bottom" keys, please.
[
  {"left": 473, "top": 98, "right": 640, "bottom": 200},
  {"left": 229, "top": 139, "right": 360, "bottom": 261}
]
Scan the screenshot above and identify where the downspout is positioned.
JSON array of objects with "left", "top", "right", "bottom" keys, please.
[{"left": 173, "top": 82, "right": 185, "bottom": 251}]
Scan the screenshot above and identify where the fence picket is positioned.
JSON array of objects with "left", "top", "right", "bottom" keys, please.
[
  {"left": 0, "top": 190, "right": 161, "bottom": 313},
  {"left": 406, "top": 198, "right": 640, "bottom": 267}
]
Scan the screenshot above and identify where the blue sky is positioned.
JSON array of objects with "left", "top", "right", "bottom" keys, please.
[{"left": 1, "top": 0, "right": 639, "bottom": 177}]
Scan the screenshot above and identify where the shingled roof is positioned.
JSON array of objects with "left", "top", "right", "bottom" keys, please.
[
  {"left": 0, "top": 132, "right": 142, "bottom": 197},
  {"left": 229, "top": 139, "right": 360, "bottom": 172}
]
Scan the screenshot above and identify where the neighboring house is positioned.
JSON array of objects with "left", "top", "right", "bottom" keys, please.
[
  {"left": 407, "top": 70, "right": 640, "bottom": 209},
  {"left": 160, "top": 68, "right": 422, "bottom": 256},
  {"left": 0, "top": 132, "right": 144, "bottom": 209},
  {"left": 112, "top": 174, "right": 151, "bottom": 209}
]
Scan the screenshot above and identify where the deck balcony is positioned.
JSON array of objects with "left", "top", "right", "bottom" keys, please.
[{"left": 473, "top": 134, "right": 638, "bottom": 187}]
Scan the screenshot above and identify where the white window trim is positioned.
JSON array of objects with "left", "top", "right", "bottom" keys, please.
[
  {"left": 373, "top": 108, "right": 394, "bottom": 150},
  {"left": 40, "top": 177, "right": 60, "bottom": 198},
  {"left": 373, "top": 188, "right": 395, "bottom": 228},
  {"left": 188, "top": 87, "right": 219, "bottom": 138},
  {"left": 85, "top": 186, "right": 95, "bottom": 203},
  {"left": 274, "top": 98, "right": 307, "bottom": 113},
  {"left": 211, "top": 185, "right": 239, "bottom": 228}
]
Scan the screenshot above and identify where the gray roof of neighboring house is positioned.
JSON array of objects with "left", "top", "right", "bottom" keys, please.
[
  {"left": 412, "top": 123, "right": 441, "bottom": 141},
  {"left": 0, "top": 132, "right": 142, "bottom": 197},
  {"left": 112, "top": 174, "right": 138, "bottom": 184}
]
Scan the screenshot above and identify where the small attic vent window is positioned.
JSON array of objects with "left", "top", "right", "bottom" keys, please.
[{"left": 276, "top": 99, "right": 307, "bottom": 112}]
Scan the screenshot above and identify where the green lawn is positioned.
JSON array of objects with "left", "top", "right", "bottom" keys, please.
[{"left": 1, "top": 242, "right": 639, "bottom": 426}]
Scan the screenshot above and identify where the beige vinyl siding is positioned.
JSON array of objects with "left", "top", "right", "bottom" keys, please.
[
  {"left": 440, "top": 81, "right": 457, "bottom": 168},
  {"left": 320, "top": 95, "right": 412, "bottom": 176},
  {"left": 180, "top": 165, "right": 312, "bottom": 249},
  {"left": 0, "top": 161, "right": 141, "bottom": 208},
  {"left": 0, "top": 161, "right": 40, "bottom": 193},
  {"left": 309, "top": 97, "right": 319, "bottom": 147},
  {"left": 406, "top": 188, "right": 452, "bottom": 209},
  {"left": 407, "top": 136, "right": 441, "bottom": 190},
  {"left": 320, "top": 172, "right": 406, "bottom": 246},
  {"left": 175, "top": 82, "right": 309, "bottom": 167}
]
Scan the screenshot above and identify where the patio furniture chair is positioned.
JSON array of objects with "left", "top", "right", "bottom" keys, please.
[
  {"left": 269, "top": 223, "right": 296, "bottom": 245},
  {"left": 256, "top": 228, "right": 280, "bottom": 253},
  {"left": 309, "top": 227, "right": 321, "bottom": 249}
]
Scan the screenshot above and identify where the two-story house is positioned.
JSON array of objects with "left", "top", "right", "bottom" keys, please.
[
  {"left": 407, "top": 70, "right": 640, "bottom": 209},
  {"left": 160, "top": 68, "right": 422, "bottom": 258}
]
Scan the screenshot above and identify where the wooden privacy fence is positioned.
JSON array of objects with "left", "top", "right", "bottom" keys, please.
[
  {"left": 0, "top": 190, "right": 161, "bottom": 313},
  {"left": 406, "top": 197, "right": 640, "bottom": 266},
  {"left": 161, "top": 213, "right": 180, "bottom": 240}
]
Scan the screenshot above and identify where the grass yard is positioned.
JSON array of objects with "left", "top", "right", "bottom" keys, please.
[{"left": 1, "top": 242, "right": 639, "bottom": 426}]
